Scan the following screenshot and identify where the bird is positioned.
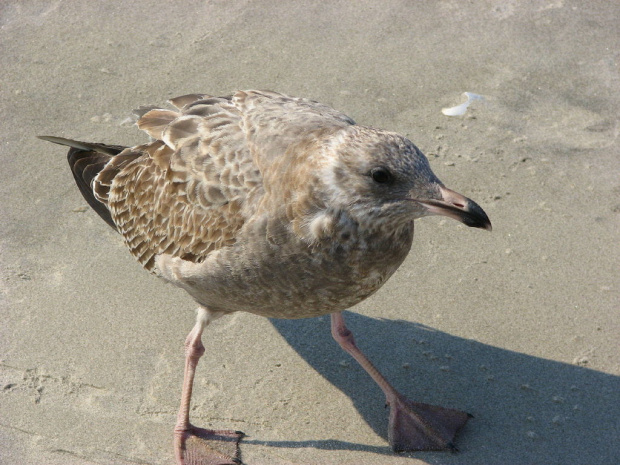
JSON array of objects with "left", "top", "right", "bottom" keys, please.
[{"left": 40, "top": 89, "right": 491, "bottom": 465}]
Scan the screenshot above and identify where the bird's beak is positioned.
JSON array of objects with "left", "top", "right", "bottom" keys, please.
[{"left": 417, "top": 185, "right": 492, "bottom": 231}]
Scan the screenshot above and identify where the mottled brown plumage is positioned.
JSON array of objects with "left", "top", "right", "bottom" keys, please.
[{"left": 41, "top": 90, "right": 491, "bottom": 464}]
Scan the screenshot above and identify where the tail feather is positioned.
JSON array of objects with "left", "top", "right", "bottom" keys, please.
[
  {"left": 37, "top": 136, "right": 126, "bottom": 155},
  {"left": 38, "top": 136, "right": 127, "bottom": 230}
]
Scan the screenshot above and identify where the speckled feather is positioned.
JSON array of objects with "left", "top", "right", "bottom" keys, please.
[
  {"left": 45, "top": 90, "right": 482, "bottom": 319},
  {"left": 93, "top": 91, "right": 360, "bottom": 272}
]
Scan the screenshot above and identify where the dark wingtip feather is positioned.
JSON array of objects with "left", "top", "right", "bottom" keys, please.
[
  {"left": 39, "top": 136, "right": 127, "bottom": 230},
  {"left": 38, "top": 136, "right": 126, "bottom": 155}
]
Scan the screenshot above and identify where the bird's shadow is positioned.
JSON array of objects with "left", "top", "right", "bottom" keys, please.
[{"left": 242, "top": 312, "right": 619, "bottom": 464}]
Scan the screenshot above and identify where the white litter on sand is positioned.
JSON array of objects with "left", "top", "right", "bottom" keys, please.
[{"left": 442, "top": 92, "right": 485, "bottom": 116}]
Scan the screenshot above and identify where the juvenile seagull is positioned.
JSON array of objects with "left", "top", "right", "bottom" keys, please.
[{"left": 41, "top": 90, "right": 491, "bottom": 464}]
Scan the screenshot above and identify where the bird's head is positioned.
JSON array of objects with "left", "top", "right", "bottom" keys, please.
[{"left": 317, "top": 126, "right": 492, "bottom": 234}]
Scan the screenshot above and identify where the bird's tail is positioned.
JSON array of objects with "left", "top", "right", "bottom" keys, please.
[{"left": 38, "top": 136, "right": 127, "bottom": 230}]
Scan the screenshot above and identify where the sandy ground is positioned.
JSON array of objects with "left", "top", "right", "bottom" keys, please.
[{"left": 1, "top": 1, "right": 619, "bottom": 464}]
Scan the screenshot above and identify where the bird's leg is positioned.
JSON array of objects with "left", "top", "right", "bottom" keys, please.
[
  {"left": 330, "top": 312, "right": 469, "bottom": 452},
  {"left": 174, "top": 307, "right": 243, "bottom": 465}
]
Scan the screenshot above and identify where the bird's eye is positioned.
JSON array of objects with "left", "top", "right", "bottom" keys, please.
[{"left": 370, "top": 167, "right": 392, "bottom": 184}]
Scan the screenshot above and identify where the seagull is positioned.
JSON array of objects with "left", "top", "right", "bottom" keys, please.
[{"left": 40, "top": 90, "right": 491, "bottom": 464}]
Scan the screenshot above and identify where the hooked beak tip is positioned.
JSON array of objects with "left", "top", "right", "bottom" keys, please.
[{"left": 419, "top": 186, "right": 492, "bottom": 231}]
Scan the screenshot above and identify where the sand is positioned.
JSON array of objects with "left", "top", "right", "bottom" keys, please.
[{"left": 1, "top": 1, "right": 618, "bottom": 464}]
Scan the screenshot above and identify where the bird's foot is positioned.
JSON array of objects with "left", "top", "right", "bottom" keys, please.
[
  {"left": 387, "top": 393, "right": 470, "bottom": 452},
  {"left": 175, "top": 425, "right": 244, "bottom": 465}
]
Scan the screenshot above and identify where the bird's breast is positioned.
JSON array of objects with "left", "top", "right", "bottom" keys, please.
[{"left": 183, "top": 220, "right": 415, "bottom": 319}]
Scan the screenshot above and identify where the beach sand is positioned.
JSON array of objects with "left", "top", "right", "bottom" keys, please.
[{"left": 1, "top": 1, "right": 618, "bottom": 464}]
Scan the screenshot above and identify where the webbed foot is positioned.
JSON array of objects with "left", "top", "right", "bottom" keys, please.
[{"left": 388, "top": 393, "right": 470, "bottom": 452}]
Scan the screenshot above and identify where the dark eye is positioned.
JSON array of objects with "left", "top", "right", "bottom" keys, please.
[{"left": 370, "top": 167, "right": 393, "bottom": 184}]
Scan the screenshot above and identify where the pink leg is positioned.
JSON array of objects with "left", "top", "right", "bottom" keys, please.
[
  {"left": 174, "top": 307, "right": 243, "bottom": 465},
  {"left": 331, "top": 312, "right": 469, "bottom": 452}
]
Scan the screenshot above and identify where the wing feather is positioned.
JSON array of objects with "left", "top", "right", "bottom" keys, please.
[
  {"left": 137, "top": 109, "right": 180, "bottom": 140},
  {"left": 98, "top": 96, "right": 258, "bottom": 271}
]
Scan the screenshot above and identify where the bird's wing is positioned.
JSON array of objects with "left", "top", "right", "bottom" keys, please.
[
  {"left": 93, "top": 94, "right": 262, "bottom": 271},
  {"left": 51, "top": 91, "right": 355, "bottom": 272}
]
